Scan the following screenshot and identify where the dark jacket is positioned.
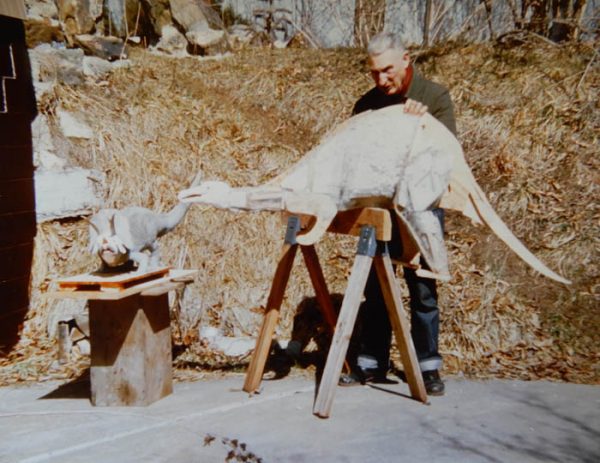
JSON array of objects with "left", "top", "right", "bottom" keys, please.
[{"left": 353, "top": 68, "right": 456, "bottom": 136}]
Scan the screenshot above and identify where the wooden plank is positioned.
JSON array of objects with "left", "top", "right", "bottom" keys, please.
[
  {"left": 0, "top": 146, "right": 34, "bottom": 180},
  {"left": 0, "top": 306, "right": 27, "bottom": 350},
  {"left": 301, "top": 245, "right": 337, "bottom": 330},
  {"left": 57, "top": 267, "right": 171, "bottom": 291},
  {"left": 0, "top": 275, "right": 30, "bottom": 313},
  {"left": 89, "top": 292, "right": 172, "bottom": 406},
  {"left": 0, "top": 1, "right": 27, "bottom": 20},
  {"left": 140, "top": 282, "right": 185, "bottom": 297},
  {"left": 374, "top": 254, "right": 428, "bottom": 403},
  {"left": 0, "top": 242, "right": 33, "bottom": 281},
  {"left": 328, "top": 208, "right": 392, "bottom": 241},
  {"left": 0, "top": 178, "right": 34, "bottom": 214},
  {"left": 0, "top": 115, "right": 33, "bottom": 147},
  {"left": 243, "top": 243, "right": 298, "bottom": 393},
  {"left": 313, "top": 254, "right": 373, "bottom": 418},
  {"left": 0, "top": 211, "right": 35, "bottom": 247},
  {"left": 49, "top": 269, "right": 197, "bottom": 301}
]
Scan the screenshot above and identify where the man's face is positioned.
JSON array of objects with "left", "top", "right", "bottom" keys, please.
[{"left": 368, "top": 49, "right": 410, "bottom": 96}]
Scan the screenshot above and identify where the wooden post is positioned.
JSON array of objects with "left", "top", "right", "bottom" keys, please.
[
  {"left": 374, "top": 251, "right": 427, "bottom": 403},
  {"left": 88, "top": 291, "right": 172, "bottom": 406}
]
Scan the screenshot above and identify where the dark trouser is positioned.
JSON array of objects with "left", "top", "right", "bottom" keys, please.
[{"left": 356, "top": 209, "right": 444, "bottom": 374}]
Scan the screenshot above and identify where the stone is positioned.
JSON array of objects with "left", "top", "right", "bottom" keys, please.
[
  {"left": 25, "top": 0, "right": 60, "bottom": 20},
  {"left": 57, "top": 108, "right": 94, "bottom": 139},
  {"left": 155, "top": 24, "right": 188, "bottom": 55},
  {"left": 141, "top": 0, "right": 172, "bottom": 36},
  {"left": 29, "top": 43, "right": 85, "bottom": 86},
  {"left": 103, "top": 0, "right": 155, "bottom": 40},
  {"left": 82, "top": 55, "right": 114, "bottom": 78},
  {"left": 31, "top": 114, "right": 67, "bottom": 170},
  {"left": 24, "top": 18, "right": 65, "bottom": 48},
  {"left": 55, "top": 0, "right": 100, "bottom": 36},
  {"left": 169, "top": 0, "right": 210, "bottom": 32},
  {"left": 46, "top": 299, "right": 87, "bottom": 338},
  {"left": 35, "top": 168, "right": 105, "bottom": 221},
  {"left": 169, "top": 0, "right": 229, "bottom": 54},
  {"left": 185, "top": 28, "right": 225, "bottom": 48},
  {"left": 74, "top": 34, "right": 126, "bottom": 60},
  {"left": 199, "top": 326, "right": 255, "bottom": 358}
]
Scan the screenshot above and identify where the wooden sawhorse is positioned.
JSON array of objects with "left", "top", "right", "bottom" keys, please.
[{"left": 243, "top": 208, "right": 427, "bottom": 418}]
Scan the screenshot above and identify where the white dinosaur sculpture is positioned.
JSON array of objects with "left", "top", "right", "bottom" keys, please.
[{"left": 178, "top": 105, "right": 570, "bottom": 285}]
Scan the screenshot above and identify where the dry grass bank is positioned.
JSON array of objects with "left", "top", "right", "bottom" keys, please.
[{"left": 1, "top": 38, "right": 597, "bottom": 385}]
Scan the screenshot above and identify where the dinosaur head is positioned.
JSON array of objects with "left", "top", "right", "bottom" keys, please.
[
  {"left": 178, "top": 181, "right": 234, "bottom": 207},
  {"left": 87, "top": 214, "right": 130, "bottom": 267}
]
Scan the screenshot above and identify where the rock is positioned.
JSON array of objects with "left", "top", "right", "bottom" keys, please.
[
  {"left": 29, "top": 43, "right": 85, "bottom": 86},
  {"left": 103, "top": 0, "right": 155, "bottom": 40},
  {"left": 82, "top": 55, "right": 114, "bottom": 78},
  {"left": 185, "top": 28, "right": 225, "bottom": 48},
  {"left": 155, "top": 24, "right": 188, "bottom": 55},
  {"left": 169, "top": 0, "right": 229, "bottom": 54},
  {"left": 24, "top": 18, "right": 65, "bottom": 48},
  {"left": 73, "top": 34, "right": 126, "bottom": 60},
  {"left": 35, "top": 168, "right": 105, "bottom": 221},
  {"left": 228, "top": 24, "right": 253, "bottom": 45},
  {"left": 73, "top": 339, "right": 91, "bottom": 356},
  {"left": 46, "top": 299, "right": 87, "bottom": 338},
  {"left": 169, "top": 0, "right": 210, "bottom": 32},
  {"left": 57, "top": 108, "right": 94, "bottom": 139},
  {"left": 199, "top": 326, "right": 255, "bottom": 358},
  {"left": 31, "top": 114, "right": 67, "bottom": 170},
  {"left": 141, "top": 0, "right": 172, "bottom": 36},
  {"left": 55, "top": 0, "right": 100, "bottom": 36},
  {"left": 25, "top": 0, "right": 60, "bottom": 20}
]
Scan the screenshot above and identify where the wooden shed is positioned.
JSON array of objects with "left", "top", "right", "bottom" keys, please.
[{"left": 0, "top": 0, "right": 37, "bottom": 354}]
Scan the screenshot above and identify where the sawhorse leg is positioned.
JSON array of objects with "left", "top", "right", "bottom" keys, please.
[
  {"left": 313, "top": 226, "right": 427, "bottom": 418},
  {"left": 374, "top": 247, "right": 427, "bottom": 403},
  {"left": 243, "top": 218, "right": 300, "bottom": 393},
  {"left": 243, "top": 217, "right": 339, "bottom": 393}
]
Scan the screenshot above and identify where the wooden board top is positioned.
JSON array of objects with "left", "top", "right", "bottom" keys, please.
[
  {"left": 57, "top": 267, "right": 171, "bottom": 290},
  {"left": 282, "top": 207, "right": 392, "bottom": 242},
  {"left": 49, "top": 269, "right": 197, "bottom": 300}
]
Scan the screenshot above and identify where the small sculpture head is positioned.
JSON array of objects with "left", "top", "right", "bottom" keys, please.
[
  {"left": 178, "top": 181, "right": 232, "bottom": 207},
  {"left": 87, "top": 214, "right": 130, "bottom": 267}
]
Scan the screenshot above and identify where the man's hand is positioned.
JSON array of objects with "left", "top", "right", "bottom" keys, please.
[{"left": 404, "top": 98, "right": 428, "bottom": 116}]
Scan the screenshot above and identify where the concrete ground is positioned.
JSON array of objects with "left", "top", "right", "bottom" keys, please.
[{"left": 1, "top": 373, "right": 598, "bottom": 463}]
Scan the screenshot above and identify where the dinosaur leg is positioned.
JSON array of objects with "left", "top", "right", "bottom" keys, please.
[
  {"left": 394, "top": 207, "right": 451, "bottom": 281},
  {"left": 130, "top": 251, "right": 150, "bottom": 273},
  {"left": 284, "top": 192, "right": 337, "bottom": 246}
]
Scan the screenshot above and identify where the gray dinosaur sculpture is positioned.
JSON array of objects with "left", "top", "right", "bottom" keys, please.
[
  {"left": 178, "top": 105, "right": 570, "bottom": 284},
  {"left": 88, "top": 174, "right": 201, "bottom": 272}
]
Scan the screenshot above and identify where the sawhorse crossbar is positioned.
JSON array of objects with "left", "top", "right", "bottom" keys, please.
[{"left": 243, "top": 208, "right": 427, "bottom": 418}]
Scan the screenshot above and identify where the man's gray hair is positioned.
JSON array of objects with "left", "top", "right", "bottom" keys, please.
[{"left": 367, "top": 32, "right": 406, "bottom": 56}]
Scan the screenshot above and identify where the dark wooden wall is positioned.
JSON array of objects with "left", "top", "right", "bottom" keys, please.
[{"left": 0, "top": 15, "right": 37, "bottom": 354}]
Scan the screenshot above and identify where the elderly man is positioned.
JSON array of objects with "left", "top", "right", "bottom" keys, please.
[{"left": 340, "top": 32, "right": 457, "bottom": 396}]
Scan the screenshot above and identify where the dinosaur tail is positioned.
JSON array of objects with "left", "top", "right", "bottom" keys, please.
[{"left": 468, "top": 181, "right": 571, "bottom": 285}]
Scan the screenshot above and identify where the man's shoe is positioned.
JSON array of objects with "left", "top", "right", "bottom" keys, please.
[
  {"left": 339, "top": 367, "right": 396, "bottom": 387},
  {"left": 338, "top": 370, "right": 365, "bottom": 387},
  {"left": 422, "top": 370, "right": 445, "bottom": 396}
]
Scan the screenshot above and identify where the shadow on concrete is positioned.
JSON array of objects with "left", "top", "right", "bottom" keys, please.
[
  {"left": 40, "top": 369, "right": 91, "bottom": 400},
  {"left": 422, "top": 384, "right": 600, "bottom": 463}
]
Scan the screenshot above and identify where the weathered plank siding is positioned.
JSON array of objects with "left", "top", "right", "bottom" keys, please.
[{"left": 0, "top": 9, "right": 37, "bottom": 354}]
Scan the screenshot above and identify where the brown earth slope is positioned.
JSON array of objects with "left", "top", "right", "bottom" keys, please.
[{"left": 1, "top": 39, "right": 597, "bottom": 385}]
